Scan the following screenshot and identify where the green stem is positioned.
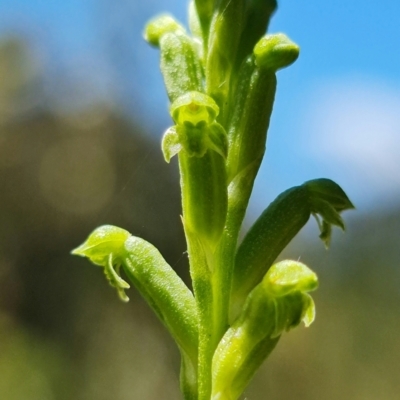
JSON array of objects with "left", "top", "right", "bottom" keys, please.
[
  {"left": 212, "top": 158, "right": 263, "bottom": 347},
  {"left": 184, "top": 228, "right": 214, "bottom": 400},
  {"left": 179, "top": 150, "right": 225, "bottom": 400}
]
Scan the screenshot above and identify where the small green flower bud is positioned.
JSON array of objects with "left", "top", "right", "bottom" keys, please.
[
  {"left": 143, "top": 14, "right": 185, "bottom": 47},
  {"left": 254, "top": 33, "right": 300, "bottom": 71},
  {"left": 164, "top": 91, "right": 227, "bottom": 159},
  {"left": 171, "top": 91, "right": 219, "bottom": 126},
  {"left": 162, "top": 92, "right": 228, "bottom": 162}
]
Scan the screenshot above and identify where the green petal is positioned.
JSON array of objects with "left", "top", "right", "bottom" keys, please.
[
  {"left": 206, "top": 122, "right": 228, "bottom": 158},
  {"left": 162, "top": 126, "right": 182, "bottom": 162},
  {"left": 302, "top": 293, "right": 316, "bottom": 328}
]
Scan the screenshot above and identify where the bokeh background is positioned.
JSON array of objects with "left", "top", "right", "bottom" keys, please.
[{"left": 0, "top": 1, "right": 399, "bottom": 399}]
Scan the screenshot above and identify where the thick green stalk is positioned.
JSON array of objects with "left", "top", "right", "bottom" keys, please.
[
  {"left": 164, "top": 92, "right": 228, "bottom": 400},
  {"left": 179, "top": 151, "right": 227, "bottom": 250},
  {"left": 179, "top": 147, "right": 228, "bottom": 399},
  {"left": 183, "top": 227, "right": 214, "bottom": 400},
  {"left": 211, "top": 159, "right": 263, "bottom": 346}
]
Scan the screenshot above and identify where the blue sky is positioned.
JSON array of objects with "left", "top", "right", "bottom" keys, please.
[{"left": 1, "top": 0, "right": 399, "bottom": 216}]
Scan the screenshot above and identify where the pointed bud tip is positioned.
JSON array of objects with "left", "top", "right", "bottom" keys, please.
[
  {"left": 71, "top": 246, "right": 86, "bottom": 256},
  {"left": 71, "top": 225, "right": 131, "bottom": 266}
]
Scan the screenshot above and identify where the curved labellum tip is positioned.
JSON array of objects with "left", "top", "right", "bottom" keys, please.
[{"left": 104, "top": 254, "right": 130, "bottom": 302}]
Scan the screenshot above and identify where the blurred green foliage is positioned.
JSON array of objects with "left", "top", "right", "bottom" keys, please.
[{"left": 0, "top": 36, "right": 399, "bottom": 400}]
